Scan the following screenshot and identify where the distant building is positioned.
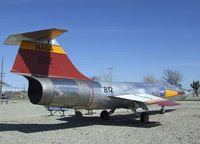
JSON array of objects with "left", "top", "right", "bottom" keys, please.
[{"left": 1, "top": 82, "right": 25, "bottom": 98}]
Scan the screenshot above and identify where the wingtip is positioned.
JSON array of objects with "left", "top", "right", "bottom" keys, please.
[{"left": 151, "top": 100, "right": 180, "bottom": 106}]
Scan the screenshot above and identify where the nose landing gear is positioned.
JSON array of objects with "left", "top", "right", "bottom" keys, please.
[{"left": 160, "top": 106, "right": 165, "bottom": 114}]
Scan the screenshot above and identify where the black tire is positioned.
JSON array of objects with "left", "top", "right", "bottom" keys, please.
[
  {"left": 140, "top": 112, "right": 149, "bottom": 123},
  {"left": 100, "top": 110, "right": 109, "bottom": 120},
  {"left": 75, "top": 111, "right": 83, "bottom": 117}
]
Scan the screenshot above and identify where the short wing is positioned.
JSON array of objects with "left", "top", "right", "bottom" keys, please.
[{"left": 110, "top": 93, "right": 179, "bottom": 106}]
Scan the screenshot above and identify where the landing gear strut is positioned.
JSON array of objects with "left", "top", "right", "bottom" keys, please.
[
  {"left": 100, "top": 110, "right": 109, "bottom": 120},
  {"left": 109, "top": 108, "right": 116, "bottom": 114}
]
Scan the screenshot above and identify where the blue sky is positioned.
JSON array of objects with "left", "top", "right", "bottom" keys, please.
[{"left": 0, "top": 0, "right": 200, "bottom": 88}]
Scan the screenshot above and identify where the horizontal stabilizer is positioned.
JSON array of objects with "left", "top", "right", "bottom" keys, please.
[
  {"left": 110, "top": 93, "right": 179, "bottom": 106},
  {"left": 4, "top": 28, "right": 67, "bottom": 45}
]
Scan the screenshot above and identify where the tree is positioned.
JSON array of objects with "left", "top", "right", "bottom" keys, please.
[
  {"left": 162, "top": 69, "right": 183, "bottom": 86},
  {"left": 143, "top": 74, "right": 159, "bottom": 84},
  {"left": 190, "top": 81, "right": 200, "bottom": 97}
]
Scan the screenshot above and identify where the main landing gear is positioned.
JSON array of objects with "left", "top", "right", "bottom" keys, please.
[
  {"left": 131, "top": 108, "right": 149, "bottom": 123},
  {"left": 100, "top": 108, "right": 149, "bottom": 123},
  {"left": 74, "top": 109, "right": 83, "bottom": 117},
  {"left": 100, "top": 110, "right": 109, "bottom": 120},
  {"left": 100, "top": 108, "right": 116, "bottom": 120},
  {"left": 140, "top": 112, "right": 149, "bottom": 123}
]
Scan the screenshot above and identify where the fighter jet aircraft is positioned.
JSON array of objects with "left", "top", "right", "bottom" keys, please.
[{"left": 4, "top": 28, "right": 189, "bottom": 123}]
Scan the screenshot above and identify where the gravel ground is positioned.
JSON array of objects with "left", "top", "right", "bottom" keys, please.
[{"left": 0, "top": 100, "right": 200, "bottom": 144}]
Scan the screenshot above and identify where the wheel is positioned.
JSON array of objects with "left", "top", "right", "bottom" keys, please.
[
  {"left": 160, "top": 107, "right": 165, "bottom": 114},
  {"left": 100, "top": 110, "right": 109, "bottom": 120},
  {"left": 140, "top": 112, "right": 149, "bottom": 123},
  {"left": 75, "top": 111, "right": 83, "bottom": 117}
]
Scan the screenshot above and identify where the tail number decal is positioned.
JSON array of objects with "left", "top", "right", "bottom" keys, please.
[
  {"left": 103, "top": 86, "right": 114, "bottom": 93},
  {"left": 38, "top": 55, "right": 52, "bottom": 64},
  {"left": 36, "top": 44, "right": 53, "bottom": 52}
]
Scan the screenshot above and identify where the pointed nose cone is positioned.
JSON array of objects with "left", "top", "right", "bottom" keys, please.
[
  {"left": 184, "top": 90, "right": 191, "bottom": 97},
  {"left": 178, "top": 89, "right": 191, "bottom": 99}
]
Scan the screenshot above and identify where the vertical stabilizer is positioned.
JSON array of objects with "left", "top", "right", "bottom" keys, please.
[{"left": 4, "top": 28, "right": 90, "bottom": 80}]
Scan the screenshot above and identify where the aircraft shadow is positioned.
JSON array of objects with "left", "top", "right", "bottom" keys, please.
[{"left": 0, "top": 109, "right": 175, "bottom": 133}]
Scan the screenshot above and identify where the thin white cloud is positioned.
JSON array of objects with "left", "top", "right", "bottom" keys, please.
[{"left": 166, "top": 62, "right": 200, "bottom": 67}]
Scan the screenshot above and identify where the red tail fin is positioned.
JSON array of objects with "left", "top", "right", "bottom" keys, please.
[{"left": 4, "top": 28, "right": 90, "bottom": 80}]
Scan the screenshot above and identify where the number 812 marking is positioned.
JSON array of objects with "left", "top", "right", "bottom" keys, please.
[
  {"left": 103, "top": 86, "right": 114, "bottom": 93},
  {"left": 38, "top": 56, "right": 52, "bottom": 64}
]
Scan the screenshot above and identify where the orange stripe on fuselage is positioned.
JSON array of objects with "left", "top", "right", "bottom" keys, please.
[{"left": 20, "top": 41, "right": 65, "bottom": 54}]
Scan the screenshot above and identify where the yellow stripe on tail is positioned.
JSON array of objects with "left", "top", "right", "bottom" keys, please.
[{"left": 20, "top": 41, "right": 66, "bottom": 54}]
